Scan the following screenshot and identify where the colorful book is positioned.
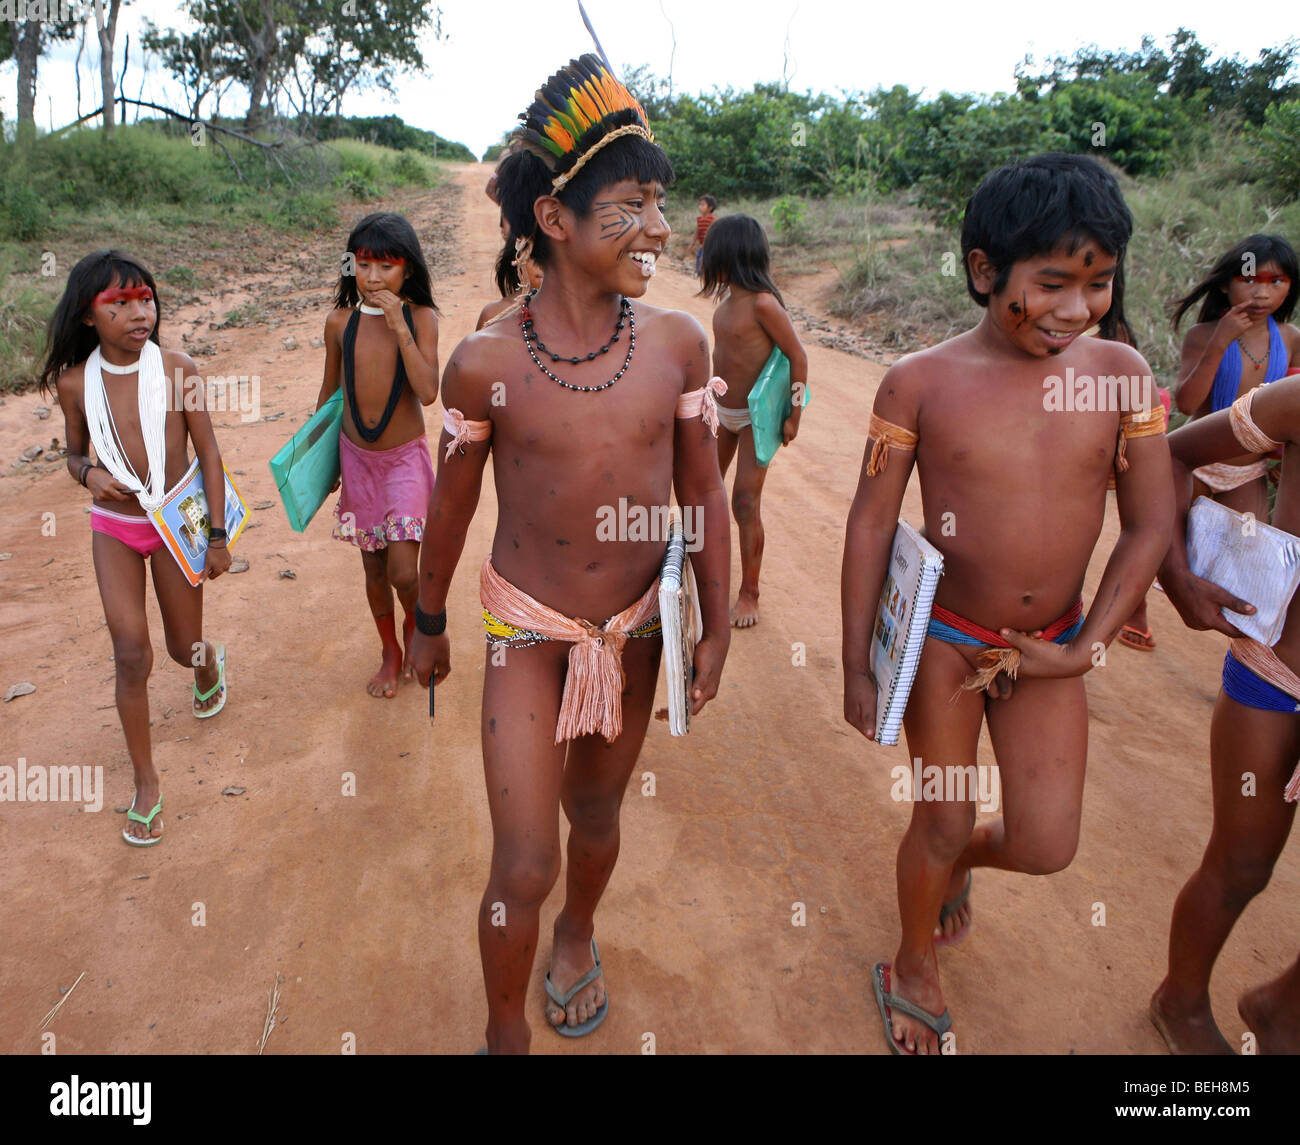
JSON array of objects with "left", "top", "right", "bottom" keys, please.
[
  {"left": 148, "top": 458, "right": 249, "bottom": 587},
  {"left": 1187, "top": 495, "right": 1300, "bottom": 646},
  {"left": 748, "top": 346, "right": 810, "bottom": 467},
  {"left": 659, "top": 510, "right": 702, "bottom": 736},
  {"left": 268, "top": 389, "right": 344, "bottom": 532},
  {"left": 870, "top": 520, "right": 945, "bottom": 745}
]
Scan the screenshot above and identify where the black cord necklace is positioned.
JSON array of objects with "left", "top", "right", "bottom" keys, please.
[{"left": 520, "top": 290, "right": 635, "bottom": 393}]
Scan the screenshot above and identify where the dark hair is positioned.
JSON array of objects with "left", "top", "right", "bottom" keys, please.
[
  {"left": 699, "top": 194, "right": 717, "bottom": 212},
  {"left": 697, "top": 214, "right": 786, "bottom": 309},
  {"left": 961, "top": 153, "right": 1133, "bottom": 317},
  {"left": 1098, "top": 269, "right": 1138, "bottom": 349},
  {"left": 1172, "top": 233, "right": 1299, "bottom": 329},
  {"left": 334, "top": 212, "right": 437, "bottom": 311},
  {"left": 39, "top": 250, "right": 160, "bottom": 397},
  {"left": 494, "top": 133, "right": 674, "bottom": 291}
]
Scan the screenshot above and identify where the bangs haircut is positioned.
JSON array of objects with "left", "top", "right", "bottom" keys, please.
[
  {"left": 1173, "top": 233, "right": 1299, "bottom": 329},
  {"left": 960, "top": 152, "right": 1133, "bottom": 309},
  {"left": 493, "top": 135, "right": 674, "bottom": 294},
  {"left": 335, "top": 211, "right": 437, "bottom": 311},
  {"left": 698, "top": 214, "right": 786, "bottom": 309},
  {"left": 39, "top": 249, "right": 160, "bottom": 397}
]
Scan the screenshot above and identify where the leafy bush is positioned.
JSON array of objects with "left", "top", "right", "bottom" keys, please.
[
  {"left": 771, "top": 196, "right": 807, "bottom": 240},
  {"left": 1255, "top": 100, "right": 1300, "bottom": 200}
]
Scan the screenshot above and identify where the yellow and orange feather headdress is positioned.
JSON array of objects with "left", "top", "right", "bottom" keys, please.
[{"left": 515, "top": 53, "right": 655, "bottom": 193}]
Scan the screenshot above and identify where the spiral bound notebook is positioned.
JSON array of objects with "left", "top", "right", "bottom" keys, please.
[
  {"left": 659, "top": 511, "right": 702, "bottom": 736},
  {"left": 870, "top": 520, "right": 945, "bottom": 745},
  {"left": 1187, "top": 495, "right": 1300, "bottom": 646}
]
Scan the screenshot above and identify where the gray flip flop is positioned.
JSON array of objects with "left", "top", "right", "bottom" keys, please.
[
  {"left": 872, "top": 962, "right": 952, "bottom": 1055},
  {"left": 545, "top": 938, "right": 609, "bottom": 1038},
  {"left": 935, "top": 871, "right": 972, "bottom": 946}
]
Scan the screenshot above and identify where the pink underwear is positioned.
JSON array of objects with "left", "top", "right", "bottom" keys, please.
[{"left": 91, "top": 505, "right": 164, "bottom": 558}]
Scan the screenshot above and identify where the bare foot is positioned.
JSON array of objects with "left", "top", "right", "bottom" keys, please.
[
  {"left": 934, "top": 867, "right": 972, "bottom": 943},
  {"left": 367, "top": 644, "right": 402, "bottom": 698},
  {"left": 882, "top": 958, "right": 949, "bottom": 1055},
  {"left": 1239, "top": 979, "right": 1300, "bottom": 1054},
  {"left": 731, "top": 589, "right": 759, "bottom": 628},
  {"left": 1149, "top": 980, "right": 1233, "bottom": 1054},
  {"left": 193, "top": 642, "right": 224, "bottom": 715},
  {"left": 123, "top": 775, "right": 164, "bottom": 843},
  {"left": 401, "top": 611, "right": 417, "bottom": 682},
  {"left": 545, "top": 922, "right": 606, "bottom": 1031}
]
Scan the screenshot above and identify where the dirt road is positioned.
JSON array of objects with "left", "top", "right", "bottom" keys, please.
[{"left": 1, "top": 162, "right": 1294, "bottom": 1054}]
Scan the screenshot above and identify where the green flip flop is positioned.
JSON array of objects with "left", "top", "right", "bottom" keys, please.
[
  {"left": 122, "top": 794, "right": 164, "bottom": 847},
  {"left": 545, "top": 938, "right": 609, "bottom": 1038},
  {"left": 193, "top": 643, "right": 227, "bottom": 719}
]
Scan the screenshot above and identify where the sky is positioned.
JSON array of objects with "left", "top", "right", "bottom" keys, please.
[{"left": 8, "top": 0, "right": 1298, "bottom": 156}]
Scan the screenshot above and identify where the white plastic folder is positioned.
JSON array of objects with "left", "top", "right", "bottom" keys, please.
[
  {"left": 871, "top": 520, "right": 945, "bottom": 745},
  {"left": 659, "top": 510, "right": 702, "bottom": 736},
  {"left": 1187, "top": 496, "right": 1300, "bottom": 646}
]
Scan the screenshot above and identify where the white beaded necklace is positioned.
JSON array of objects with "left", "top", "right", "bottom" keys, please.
[{"left": 83, "top": 341, "right": 169, "bottom": 512}]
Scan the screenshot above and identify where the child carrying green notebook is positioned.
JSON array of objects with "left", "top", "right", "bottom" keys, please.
[{"left": 698, "top": 214, "right": 809, "bottom": 628}]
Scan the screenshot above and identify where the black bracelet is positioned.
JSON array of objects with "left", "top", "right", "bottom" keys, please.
[
  {"left": 415, "top": 604, "right": 447, "bottom": 636},
  {"left": 208, "top": 527, "right": 228, "bottom": 540},
  {"left": 77, "top": 462, "right": 92, "bottom": 487}
]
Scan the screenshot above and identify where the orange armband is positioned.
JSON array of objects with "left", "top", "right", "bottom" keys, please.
[
  {"left": 1114, "top": 404, "right": 1167, "bottom": 474},
  {"left": 866, "top": 413, "right": 919, "bottom": 477},
  {"left": 1230, "top": 388, "right": 1283, "bottom": 454}
]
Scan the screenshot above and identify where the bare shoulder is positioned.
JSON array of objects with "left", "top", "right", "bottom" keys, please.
[
  {"left": 874, "top": 348, "right": 934, "bottom": 422},
  {"left": 1182, "top": 320, "right": 1215, "bottom": 349},
  {"left": 635, "top": 301, "right": 708, "bottom": 364},
  {"left": 324, "top": 307, "right": 350, "bottom": 339},
  {"left": 161, "top": 347, "right": 200, "bottom": 379},
  {"left": 884, "top": 331, "right": 972, "bottom": 395},
  {"left": 56, "top": 361, "right": 87, "bottom": 407},
  {"left": 636, "top": 299, "right": 707, "bottom": 341},
  {"left": 410, "top": 303, "right": 439, "bottom": 334},
  {"left": 1281, "top": 321, "right": 1300, "bottom": 358},
  {"left": 440, "top": 325, "right": 509, "bottom": 414},
  {"left": 753, "top": 291, "right": 787, "bottom": 323},
  {"left": 1076, "top": 336, "right": 1150, "bottom": 377}
]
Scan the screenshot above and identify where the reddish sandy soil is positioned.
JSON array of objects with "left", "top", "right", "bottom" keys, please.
[{"left": 0, "top": 162, "right": 1295, "bottom": 1055}]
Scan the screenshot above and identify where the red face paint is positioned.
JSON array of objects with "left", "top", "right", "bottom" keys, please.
[
  {"left": 94, "top": 285, "right": 155, "bottom": 306},
  {"left": 1234, "top": 274, "right": 1291, "bottom": 287},
  {"left": 354, "top": 249, "right": 406, "bottom": 266}
]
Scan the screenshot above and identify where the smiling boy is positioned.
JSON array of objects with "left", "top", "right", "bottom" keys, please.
[
  {"left": 410, "top": 55, "right": 730, "bottom": 1054},
  {"left": 841, "top": 154, "right": 1173, "bottom": 1053}
]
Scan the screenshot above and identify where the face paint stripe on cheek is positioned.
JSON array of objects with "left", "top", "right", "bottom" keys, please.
[{"left": 593, "top": 201, "right": 637, "bottom": 241}]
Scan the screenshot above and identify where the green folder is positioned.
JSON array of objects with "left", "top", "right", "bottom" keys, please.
[
  {"left": 747, "top": 346, "right": 810, "bottom": 467},
  {"left": 268, "top": 389, "right": 343, "bottom": 532}
]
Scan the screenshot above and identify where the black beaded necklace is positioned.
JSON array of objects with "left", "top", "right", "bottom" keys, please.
[{"left": 520, "top": 290, "right": 636, "bottom": 393}]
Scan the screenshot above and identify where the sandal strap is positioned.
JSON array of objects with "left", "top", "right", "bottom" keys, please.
[
  {"left": 544, "top": 939, "right": 603, "bottom": 1008},
  {"left": 127, "top": 797, "right": 163, "bottom": 827},
  {"left": 194, "top": 650, "right": 225, "bottom": 703},
  {"left": 939, "top": 872, "right": 972, "bottom": 922},
  {"left": 884, "top": 990, "right": 952, "bottom": 1036}
]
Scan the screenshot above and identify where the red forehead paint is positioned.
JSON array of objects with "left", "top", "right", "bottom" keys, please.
[
  {"left": 94, "top": 285, "right": 154, "bottom": 306},
  {"left": 1235, "top": 273, "right": 1291, "bottom": 287},
  {"left": 355, "top": 248, "right": 406, "bottom": 266}
]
